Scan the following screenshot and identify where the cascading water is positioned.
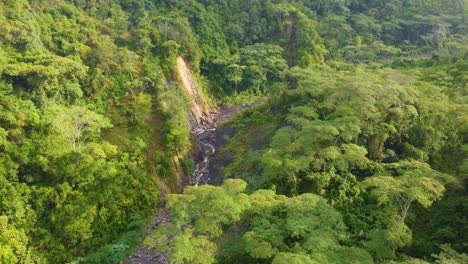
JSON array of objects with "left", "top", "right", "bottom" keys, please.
[
  {"left": 190, "top": 118, "right": 217, "bottom": 186},
  {"left": 189, "top": 101, "right": 262, "bottom": 187}
]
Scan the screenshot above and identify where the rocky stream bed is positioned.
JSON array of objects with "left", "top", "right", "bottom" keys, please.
[{"left": 126, "top": 102, "right": 259, "bottom": 264}]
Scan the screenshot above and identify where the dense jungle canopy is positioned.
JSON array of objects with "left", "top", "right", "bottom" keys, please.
[{"left": 0, "top": 0, "right": 466, "bottom": 263}]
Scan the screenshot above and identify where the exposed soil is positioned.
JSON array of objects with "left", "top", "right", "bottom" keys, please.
[{"left": 176, "top": 56, "right": 210, "bottom": 128}]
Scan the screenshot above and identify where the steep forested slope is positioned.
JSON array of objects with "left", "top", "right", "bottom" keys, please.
[{"left": 0, "top": 0, "right": 466, "bottom": 263}]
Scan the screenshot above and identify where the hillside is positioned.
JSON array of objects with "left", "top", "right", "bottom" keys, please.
[{"left": 0, "top": 0, "right": 466, "bottom": 263}]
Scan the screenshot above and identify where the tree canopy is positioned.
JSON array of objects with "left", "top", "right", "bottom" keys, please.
[{"left": 0, "top": 0, "right": 466, "bottom": 263}]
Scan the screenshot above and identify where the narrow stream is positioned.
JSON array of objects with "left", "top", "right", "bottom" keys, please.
[
  {"left": 128, "top": 102, "right": 260, "bottom": 264},
  {"left": 190, "top": 116, "right": 217, "bottom": 186},
  {"left": 189, "top": 102, "right": 260, "bottom": 186}
]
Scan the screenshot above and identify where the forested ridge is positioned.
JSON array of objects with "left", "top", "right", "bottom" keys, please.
[{"left": 0, "top": 0, "right": 466, "bottom": 263}]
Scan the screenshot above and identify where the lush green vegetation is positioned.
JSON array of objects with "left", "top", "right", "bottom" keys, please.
[{"left": 0, "top": 0, "right": 466, "bottom": 263}]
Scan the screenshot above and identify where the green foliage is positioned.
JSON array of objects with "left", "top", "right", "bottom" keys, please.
[
  {"left": 151, "top": 180, "right": 376, "bottom": 263},
  {"left": 213, "top": 28, "right": 465, "bottom": 263},
  {"left": 0, "top": 216, "right": 43, "bottom": 263},
  {"left": 0, "top": 0, "right": 466, "bottom": 263},
  {"left": 209, "top": 43, "right": 287, "bottom": 95},
  {"left": 48, "top": 105, "right": 112, "bottom": 153},
  {"left": 433, "top": 244, "right": 468, "bottom": 264},
  {"left": 410, "top": 189, "right": 468, "bottom": 257},
  {"left": 272, "top": 252, "right": 316, "bottom": 264},
  {"left": 238, "top": 192, "right": 349, "bottom": 261},
  {"left": 0, "top": 1, "right": 167, "bottom": 262},
  {"left": 159, "top": 84, "right": 190, "bottom": 153},
  {"left": 362, "top": 161, "right": 448, "bottom": 222},
  {"left": 364, "top": 219, "right": 413, "bottom": 260},
  {"left": 145, "top": 179, "right": 250, "bottom": 263}
]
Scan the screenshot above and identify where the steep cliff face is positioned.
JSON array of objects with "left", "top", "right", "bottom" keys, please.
[
  {"left": 159, "top": 56, "right": 211, "bottom": 192},
  {"left": 176, "top": 56, "right": 210, "bottom": 127}
]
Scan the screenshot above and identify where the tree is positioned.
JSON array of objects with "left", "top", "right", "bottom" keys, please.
[
  {"left": 0, "top": 216, "right": 43, "bottom": 263},
  {"left": 49, "top": 105, "right": 112, "bottom": 152},
  {"left": 211, "top": 54, "right": 244, "bottom": 94},
  {"left": 294, "top": 13, "right": 325, "bottom": 66},
  {"left": 362, "top": 161, "right": 448, "bottom": 222},
  {"left": 272, "top": 252, "right": 316, "bottom": 264},
  {"left": 145, "top": 179, "right": 250, "bottom": 263},
  {"left": 240, "top": 43, "right": 287, "bottom": 93},
  {"left": 218, "top": 189, "right": 375, "bottom": 263},
  {"left": 364, "top": 219, "right": 412, "bottom": 261},
  {"left": 433, "top": 244, "right": 468, "bottom": 264}
]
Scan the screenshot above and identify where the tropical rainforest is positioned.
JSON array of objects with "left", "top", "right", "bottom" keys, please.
[{"left": 0, "top": 0, "right": 467, "bottom": 263}]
